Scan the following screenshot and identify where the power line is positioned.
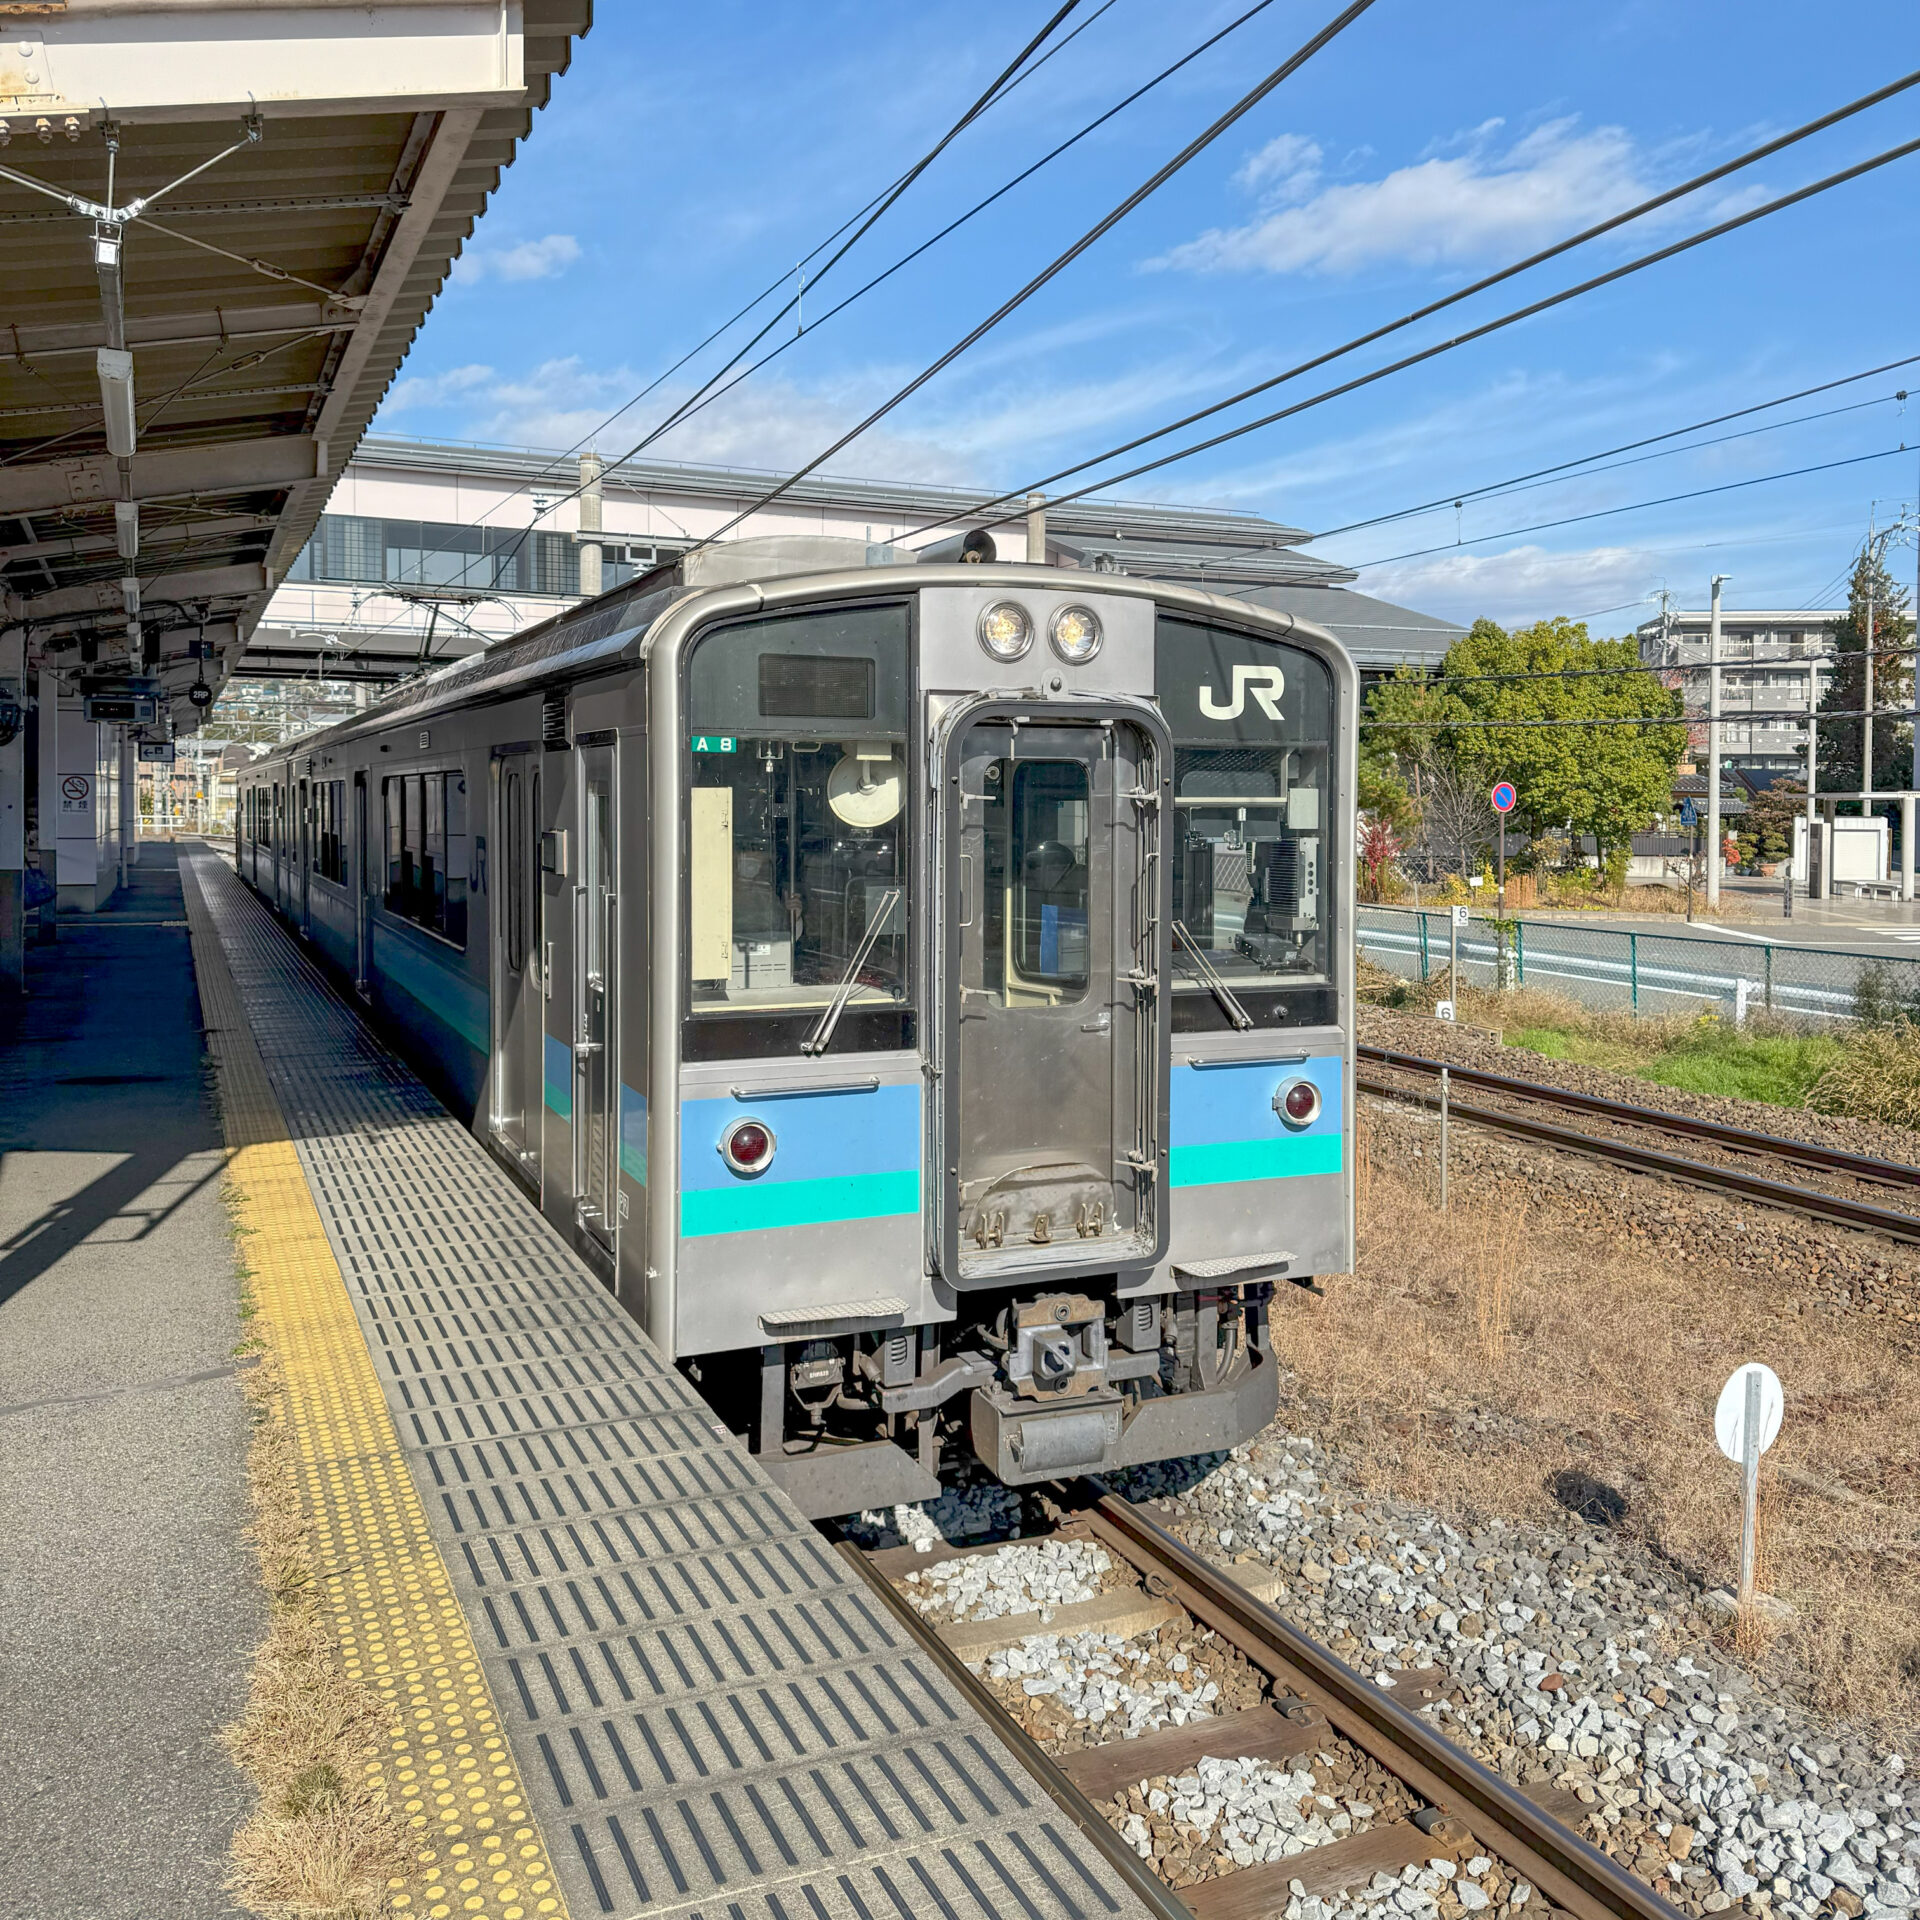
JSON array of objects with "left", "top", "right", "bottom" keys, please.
[
  {"left": 380, "top": 1, "right": 1091, "bottom": 584},
  {"left": 889, "top": 68, "right": 1920, "bottom": 548},
  {"left": 1352, "top": 443, "right": 1916, "bottom": 569},
  {"left": 678, "top": 0, "right": 1382, "bottom": 558},
  {"left": 1317, "top": 356, "right": 1920, "bottom": 539},
  {"left": 899, "top": 128, "right": 1920, "bottom": 547},
  {"left": 630, "top": 0, "right": 1286, "bottom": 457},
  {"left": 582, "top": 0, "right": 1093, "bottom": 501}
]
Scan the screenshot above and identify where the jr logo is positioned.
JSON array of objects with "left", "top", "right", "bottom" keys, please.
[{"left": 1198, "top": 663, "right": 1286, "bottom": 722}]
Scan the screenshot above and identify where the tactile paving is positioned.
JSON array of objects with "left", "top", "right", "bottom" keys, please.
[
  {"left": 181, "top": 862, "right": 568, "bottom": 1920},
  {"left": 183, "top": 851, "right": 1151, "bottom": 1920}
]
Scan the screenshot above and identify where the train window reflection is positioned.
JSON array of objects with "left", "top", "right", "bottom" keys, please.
[
  {"left": 1156, "top": 618, "right": 1336, "bottom": 1031},
  {"left": 685, "top": 606, "right": 910, "bottom": 1044},
  {"left": 997, "top": 760, "right": 1090, "bottom": 1002}
]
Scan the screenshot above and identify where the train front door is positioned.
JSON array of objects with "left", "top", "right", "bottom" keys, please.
[
  {"left": 940, "top": 704, "right": 1170, "bottom": 1284},
  {"left": 489, "top": 753, "right": 543, "bottom": 1188},
  {"left": 572, "top": 742, "right": 618, "bottom": 1258}
]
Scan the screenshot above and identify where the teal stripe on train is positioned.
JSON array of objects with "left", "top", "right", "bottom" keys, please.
[
  {"left": 680, "top": 1082, "right": 920, "bottom": 1238},
  {"left": 544, "top": 1034, "right": 571, "bottom": 1119},
  {"left": 371, "top": 922, "right": 487, "bottom": 1055},
  {"left": 1170, "top": 1053, "right": 1344, "bottom": 1189}
]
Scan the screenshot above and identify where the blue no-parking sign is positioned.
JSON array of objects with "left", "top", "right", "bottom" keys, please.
[{"left": 1491, "top": 781, "right": 1517, "bottom": 814}]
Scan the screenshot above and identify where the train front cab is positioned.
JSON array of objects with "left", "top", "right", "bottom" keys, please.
[{"left": 646, "top": 569, "right": 1354, "bottom": 1517}]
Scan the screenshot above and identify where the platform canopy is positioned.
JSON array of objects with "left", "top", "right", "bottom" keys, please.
[{"left": 0, "top": 0, "right": 589, "bottom": 735}]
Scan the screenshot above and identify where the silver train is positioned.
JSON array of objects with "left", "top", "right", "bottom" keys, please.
[{"left": 236, "top": 540, "right": 1355, "bottom": 1516}]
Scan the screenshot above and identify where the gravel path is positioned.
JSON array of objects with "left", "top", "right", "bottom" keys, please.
[
  {"left": 1359, "top": 1005, "right": 1920, "bottom": 1171},
  {"left": 1115, "top": 1437, "right": 1920, "bottom": 1920},
  {"left": 1360, "top": 1096, "right": 1920, "bottom": 1334}
]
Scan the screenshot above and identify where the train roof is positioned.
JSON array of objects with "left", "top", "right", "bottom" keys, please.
[{"left": 240, "top": 561, "right": 1348, "bottom": 774}]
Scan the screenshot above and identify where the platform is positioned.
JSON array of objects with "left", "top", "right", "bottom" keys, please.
[
  {"left": 0, "top": 848, "right": 260, "bottom": 1920},
  {"left": 180, "top": 845, "right": 1148, "bottom": 1920}
]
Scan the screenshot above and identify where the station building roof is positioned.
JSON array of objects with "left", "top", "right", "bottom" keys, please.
[{"left": 0, "top": 0, "right": 591, "bottom": 735}]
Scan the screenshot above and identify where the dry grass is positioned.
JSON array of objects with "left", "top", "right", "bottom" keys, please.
[
  {"left": 221, "top": 1201, "right": 410, "bottom": 1919},
  {"left": 1809, "top": 1021, "right": 1920, "bottom": 1129},
  {"left": 1279, "top": 1116, "right": 1920, "bottom": 1741}
]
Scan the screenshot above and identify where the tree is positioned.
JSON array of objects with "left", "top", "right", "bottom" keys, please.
[
  {"left": 1815, "top": 541, "right": 1914, "bottom": 801},
  {"left": 1738, "top": 779, "right": 1802, "bottom": 868},
  {"left": 1445, "top": 618, "right": 1688, "bottom": 861}
]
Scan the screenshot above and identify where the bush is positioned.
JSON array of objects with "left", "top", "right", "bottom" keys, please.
[
  {"left": 1808, "top": 1023, "right": 1920, "bottom": 1130},
  {"left": 1851, "top": 961, "right": 1920, "bottom": 1027}
]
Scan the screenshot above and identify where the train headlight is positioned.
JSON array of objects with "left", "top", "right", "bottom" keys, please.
[
  {"left": 1274, "top": 1078, "right": 1320, "bottom": 1129},
  {"left": 720, "top": 1117, "right": 776, "bottom": 1176},
  {"left": 1048, "top": 603, "right": 1102, "bottom": 664},
  {"left": 977, "top": 600, "right": 1033, "bottom": 662}
]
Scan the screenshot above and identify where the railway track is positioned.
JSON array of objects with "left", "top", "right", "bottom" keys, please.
[
  {"left": 842, "top": 1490, "right": 1683, "bottom": 1920},
  {"left": 1357, "top": 1044, "right": 1920, "bottom": 1246}
]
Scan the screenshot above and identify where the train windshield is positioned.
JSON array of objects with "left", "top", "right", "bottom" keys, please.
[
  {"left": 1157, "top": 616, "right": 1337, "bottom": 1032},
  {"left": 684, "top": 602, "right": 912, "bottom": 1056}
]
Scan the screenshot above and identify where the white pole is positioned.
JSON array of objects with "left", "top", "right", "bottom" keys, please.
[
  {"left": 1738, "top": 1367, "right": 1761, "bottom": 1614},
  {"left": 1865, "top": 530, "right": 1877, "bottom": 807},
  {"left": 1707, "top": 575, "right": 1726, "bottom": 908},
  {"left": 1439, "top": 1065, "right": 1450, "bottom": 1212}
]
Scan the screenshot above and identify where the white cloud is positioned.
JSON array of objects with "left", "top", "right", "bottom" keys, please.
[
  {"left": 1354, "top": 542, "right": 1661, "bottom": 630},
  {"left": 1233, "top": 133, "right": 1324, "bottom": 201},
  {"left": 383, "top": 362, "right": 496, "bottom": 411},
  {"left": 1156, "top": 118, "right": 1687, "bottom": 277},
  {"left": 451, "top": 233, "right": 582, "bottom": 284}
]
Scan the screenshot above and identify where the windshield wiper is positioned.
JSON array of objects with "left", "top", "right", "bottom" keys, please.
[
  {"left": 801, "top": 888, "right": 902, "bottom": 1056},
  {"left": 1173, "top": 920, "right": 1253, "bottom": 1030}
]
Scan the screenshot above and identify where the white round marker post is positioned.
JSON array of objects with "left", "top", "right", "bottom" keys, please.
[{"left": 1714, "top": 1362, "right": 1783, "bottom": 1615}]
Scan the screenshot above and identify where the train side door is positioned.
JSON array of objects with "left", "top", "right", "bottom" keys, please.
[
  {"left": 489, "top": 752, "right": 543, "bottom": 1188},
  {"left": 352, "top": 772, "right": 371, "bottom": 992},
  {"left": 572, "top": 741, "right": 617, "bottom": 1258},
  {"left": 296, "top": 776, "right": 313, "bottom": 935},
  {"left": 940, "top": 705, "right": 1169, "bottom": 1283}
]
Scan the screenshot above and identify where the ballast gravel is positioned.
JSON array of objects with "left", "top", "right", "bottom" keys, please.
[
  {"left": 1114, "top": 1436, "right": 1920, "bottom": 1920},
  {"left": 1278, "top": 1855, "right": 1526, "bottom": 1920},
  {"left": 974, "top": 1620, "right": 1267, "bottom": 1751},
  {"left": 1108, "top": 1759, "right": 1348, "bottom": 1886},
  {"left": 898, "top": 1537, "right": 1118, "bottom": 1625}
]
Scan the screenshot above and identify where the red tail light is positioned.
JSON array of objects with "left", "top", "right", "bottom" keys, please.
[{"left": 721, "top": 1118, "right": 775, "bottom": 1175}]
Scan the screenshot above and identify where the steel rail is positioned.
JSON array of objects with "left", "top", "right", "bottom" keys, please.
[
  {"left": 1081, "top": 1490, "right": 1688, "bottom": 1920},
  {"left": 1358, "top": 1071, "right": 1920, "bottom": 1246},
  {"left": 1360, "top": 1044, "right": 1920, "bottom": 1190}
]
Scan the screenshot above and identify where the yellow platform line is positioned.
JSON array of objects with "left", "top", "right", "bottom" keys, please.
[{"left": 182, "top": 857, "right": 570, "bottom": 1920}]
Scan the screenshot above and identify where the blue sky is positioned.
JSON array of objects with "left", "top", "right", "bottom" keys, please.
[{"left": 376, "top": 0, "right": 1920, "bottom": 632}]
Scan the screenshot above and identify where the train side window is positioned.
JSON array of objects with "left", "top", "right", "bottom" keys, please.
[
  {"left": 315, "top": 779, "right": 347, "bottom": 884},
  {"left": 503, "top": 767, "right": 528, "bottom": 972},
  {"left": 1156, "top": 615, "right": 1337, "bottom": 1033},
  {"left": 683, "top": 602, "right": 911, "bottom": 1056},
  {"left": 382, "top": 771, "right": 468, "bottom": 946}
]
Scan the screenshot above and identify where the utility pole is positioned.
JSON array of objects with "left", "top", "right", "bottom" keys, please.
[
  {"left": 1865, "top": 511, "right": 1878, "bottom": 816},
  {"left": 1707, "top": 575, "right": 1726, "bottom": 909}
]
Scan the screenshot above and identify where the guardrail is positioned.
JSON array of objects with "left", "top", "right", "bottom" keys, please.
[{"left": 1356, "top": 904, "right": 1920, "bottom": 1024}]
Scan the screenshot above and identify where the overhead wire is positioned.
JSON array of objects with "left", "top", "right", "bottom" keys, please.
[
  {"left": 892, "top": 127, "right": 1920, "bottom": 549},
  {"left": 555, "top": 0, "right": 1094, "bottom": 509},
  {"left": 678, "top": 0, "right": 1382, "bottom": 557},
  {"left": 635, "top": 0, "right": 1286, "bottom": 456},
  {"left": 386, "top": 0, "right": 1096, "bottom": 582},
  {"left": 887, "top": 68, "right": 1920, "bottom": 548},
  {"left": 1352, "top": 443, "right": 1918, "bottom": 569},
  {"left": 1316, "top": 354, "right": 1920, "bottom": 539}
]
